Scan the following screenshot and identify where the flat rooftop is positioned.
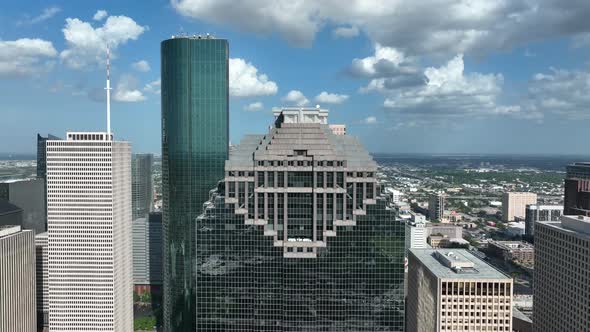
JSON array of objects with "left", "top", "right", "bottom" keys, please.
[
  {"left": 490, "top": 240, "right": 534, "bottom": 250},
  {"left": 538, "top": 215, "right": 590, "bottom": 238},
  {"left": 0, "top": 225, "right": 22, "bottom": 238},
  {"left": 410, "top": 248, "right": 511, "bottom": 280}
]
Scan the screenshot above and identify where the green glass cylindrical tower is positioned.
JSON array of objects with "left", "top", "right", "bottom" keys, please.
[{"left": 161, "top": 36, "right": 229, "bottom": 332}]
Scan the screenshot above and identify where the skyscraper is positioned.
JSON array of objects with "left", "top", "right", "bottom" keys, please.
[
  {"left": 37, "top": 133, "right": 61, "bottom": 180},
  {"left": 133, "top": 211, "right": 163, "bottom": 293},
  {"left": 564, "top": 162, "right": 590, "bottom": 216},
  {"left": 46, "top": 132, "right": 133, "bottom": 331},
  {"left": 35, "top": 232, "right": 48, "bottom": 330},
  {"left": 161, "top": 35, "right": 229, "bottom": 331},
  {"left": 502, "top": 192, "right": 537, "bottom": 222},
  {"left": 428, "top": 192, "right": 446, "bottom": 221},
  {"left": 534, "top": 215, "right": 590, "bottom": 331},
  {"left": 195, "top": 108, "right": 406, "bottom": 331},
  {"left": 0, "top": 225, "right": 36, "bottom": 332},
  {"left": 524, "top": 204, "right": 562, "bottom": 237},
  {"left": 132, "top": 153, "right": 154, "bottom": 219},
  {"left": 38, "top": 134, "right": 61, "bottom": 228},
  {"left": 0, "top": 178, "right": 46, "bottom": 233},
  {"left": 407, "top": 249, "right": 513, "bottom": 332}
]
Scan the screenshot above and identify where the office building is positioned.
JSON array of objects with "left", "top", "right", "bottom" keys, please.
[
  {"left": 0, "top": 178, "right": 46, "bottom": 233},
  {"left": 161, "top": 35, "right": 229, "bottom": 331},
  {"left": 133, "top": 212, "right": 163, "bottom": 294},
  {"left": 385, "top": 187, "right": 404, "bottom": 204},
  {"left": 0, "top": 225, "right": 36, "bottom": 332},
  {"left": 407, "top": 249, "right": 513, "bottom": 332},
  {"left": 328, "top": 124, "right": 346, "bottom": 135},
  {"left": 524, "top": 204, "right": 562, "bottom": 236},
  {"left": 37, "top": 134, "right": 61, "bottom": 231},
  {"left": 36, "top": 134, "right": 61, "bottom": 180},
  {"left": 132, "top": 153, "right": 154, "bottom": 219},
  {"left": 425, "top": 223, "right": 463, "bottom": 239},
  {"left": 534, "top": 215, "right": 590, "bottom": 331},
  {"left": 502, "top": 192, "right": 537, "bottom": 222},
  {"left": 406, "top": 220, "right": 427, "bottom": 251},
  {"left": 0, "top": 199, "right": 23, "bottom": 226},
  {"left": 428, "top": 193, "right": 446, "bottom": 221},
  {"left": 564, "top": 162, "right": 590, "bottom": 216},
  {"left": 35, "top": 232, "right": 48, "bottom": 330},
  {"left": 195, "top": 108, "right": 406, "bottom": 331},
  {"left": 488, "top": 240, "right": 534, "bottom": 265},
  {"left": 46, "top": 132, "right": 133, "bottom": 331}
]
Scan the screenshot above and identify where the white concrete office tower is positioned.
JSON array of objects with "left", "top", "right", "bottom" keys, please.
[
  {"left": 46, "top": 132, "right": 133, "bottom": 332},
  {"left": 534, "top": 215, "right": 590, "bottom": 331},
  {"left": 35, "top": 232, "right": 49, "bottom": 329},
  {"left": 501, "top": 192, "right": 537, "bottom": 222},
  {"left": 405, "top": 220, "right": 427, "bottom": 251},
  {"left": 407, "top": 249, "right": 513, "bottom": 332},
  {"left": 0, "top": 225, "right": 36, "bottom": 332}
]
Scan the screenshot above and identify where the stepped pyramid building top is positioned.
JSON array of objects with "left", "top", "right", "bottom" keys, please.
[{"left": 226, "top": 107, "right": 376, "bottom": 171}]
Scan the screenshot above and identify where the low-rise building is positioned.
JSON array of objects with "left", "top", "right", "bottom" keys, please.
[
  {"left": 488, "top": 240, "right": 534, "bottom": 265},
  {"left": 407, "top": 249, "right": 513, "bottom": 332}
]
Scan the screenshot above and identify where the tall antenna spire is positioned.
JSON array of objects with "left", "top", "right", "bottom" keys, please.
[{"left": 105, "top": 44, "right": 111, "bottom": 137}]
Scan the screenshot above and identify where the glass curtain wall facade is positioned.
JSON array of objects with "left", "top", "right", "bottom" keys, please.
[
  {"left": 195, "top": 108, "right": 405, "bottom": 331},
  {"left": 161, "top": 36, "right": 229, "bottom": 332},
  {"left": 132, "top": 153, "right": 154, "bottom": 219}
]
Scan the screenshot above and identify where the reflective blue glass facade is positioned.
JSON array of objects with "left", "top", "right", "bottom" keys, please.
[{"left": 161, "top": 37, "right": 229, "bottom": 332}]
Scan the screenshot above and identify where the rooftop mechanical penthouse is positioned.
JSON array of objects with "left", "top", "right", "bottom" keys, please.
[{"left": 195, "top": 107, "right": 406, "bottom": 331}]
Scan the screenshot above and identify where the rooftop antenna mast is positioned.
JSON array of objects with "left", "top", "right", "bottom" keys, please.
[{"left": 105, "top": 44, "right": 112, "bottom": 137}]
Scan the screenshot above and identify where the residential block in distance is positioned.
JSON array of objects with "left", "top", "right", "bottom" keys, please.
[{"left": 502, "top": 192, "right": 537, "bottom": 222}]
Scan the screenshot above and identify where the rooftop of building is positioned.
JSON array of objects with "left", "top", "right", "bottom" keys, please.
[
  {"left": 489, "top": 240, "right": 534, "bottom": 250},
  {"left": 539, "top": 215, "right": 590, "bottom": 238},
  {"left": 0, "top": 225, "right": 22, "bottom": 238},
  {"left": 526, "top": 204, "right": 563, "bottom": 210},
  {"left": 225, "top": 107, "right": 376, "bottom": 171},
  {"left": 63, "top": 132, "right": 113, "bottom": 142},
  {"left": 409, "top": 248, "right": 511, "bottom": 280},
  {"left": 168, "top": 33, "right": 221, "bottom": 40},
  {"left": 0, "top": 199, "right": 22, "bottom": 216}
]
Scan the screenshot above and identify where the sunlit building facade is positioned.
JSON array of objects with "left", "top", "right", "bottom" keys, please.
[
  {"left": 195, "top": 108, "right": 405, "bottom": 331},
  {"left": 161, "top": 36, "right": 229, "bottom": 332}
]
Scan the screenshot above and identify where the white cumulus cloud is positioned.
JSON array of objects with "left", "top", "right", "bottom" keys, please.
[
  {"left": 93, "top": 10, "right": 108, "bottom": 21},
  {"left": 382, "top": 54, "right": 528, "bottom": 119},
  {"left": 282, "top": 90, "right": 309, "bottom": 106},
  {"left": 60, "top": 15, "right": 146, "bottom": 69},
  {"left": 229, "top": 58, "right": 278, "bottom": 97},
  {"left": 315, "top": 91, "right": 349, "bottom": 104},
  {"left": 114, "top": 74, "right": 146, "bottom": 102},
  {"left": 363, "top": 116, "right": 377, "bottom": 124},
  {"left": 132, "top": 60, "right": 150, "bottom": 72},
  {"left": 171, "top": 0, "right": 590, "bottom": 56},
  {"left": 144, "top": 79, "right": 161, "bottom": 94},
  {"left": 244, "top": 101, "right": 264, "bottom": 111},
  {"left": 0, "top": 38, "right": 57, "bottom": 77}
]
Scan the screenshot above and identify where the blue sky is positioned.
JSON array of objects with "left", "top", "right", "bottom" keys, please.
[{"left": 2, "top": 0, "right": 590, "bottom": 155}]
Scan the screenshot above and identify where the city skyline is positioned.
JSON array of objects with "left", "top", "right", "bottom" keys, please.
[{"left": 3, "top": 1, "right": 590, "bottom": 155}]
